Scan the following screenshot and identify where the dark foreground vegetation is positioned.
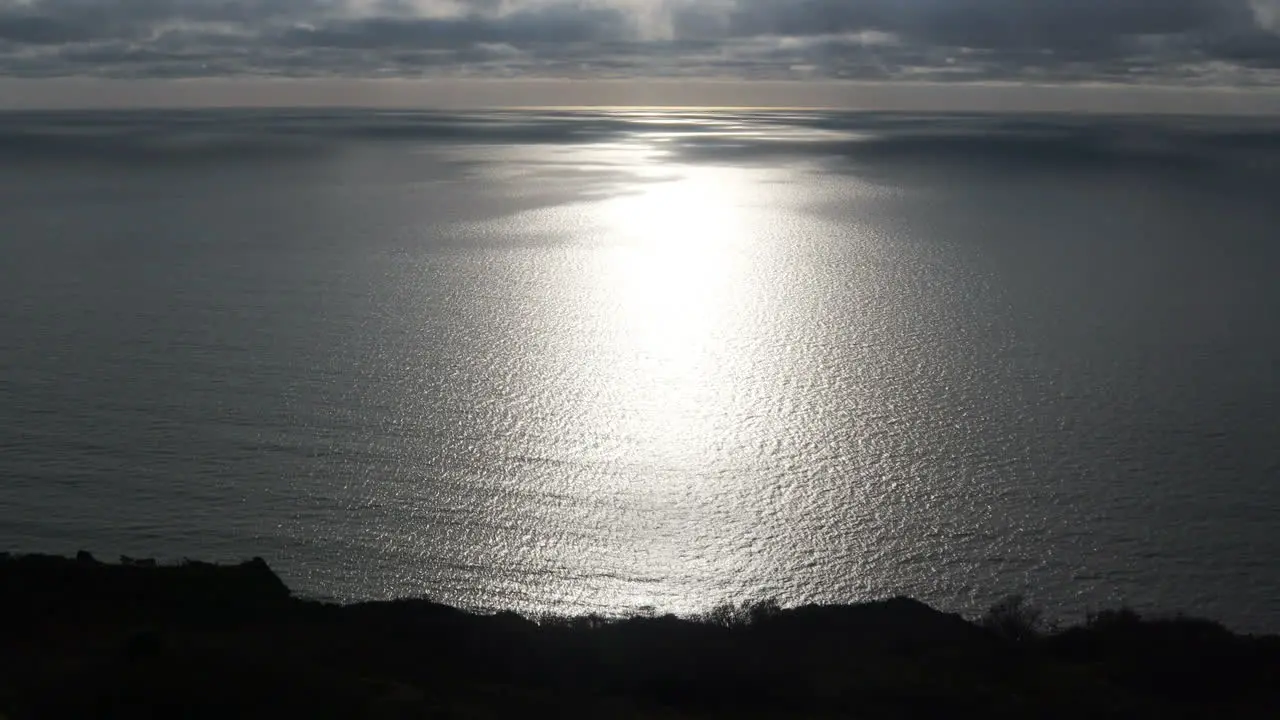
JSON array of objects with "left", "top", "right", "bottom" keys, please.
[{"left": 2, "top": 554, "right": 1277, "bottom": 718}]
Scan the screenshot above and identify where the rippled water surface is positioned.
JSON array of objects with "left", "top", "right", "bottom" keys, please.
[{"left": 1, "top": 110, "right": 1278, "bottom": 631}]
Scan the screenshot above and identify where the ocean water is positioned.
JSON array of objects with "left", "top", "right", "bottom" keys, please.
[{"left": 1, "top": 109, "right": 1278, "bottom": 631}]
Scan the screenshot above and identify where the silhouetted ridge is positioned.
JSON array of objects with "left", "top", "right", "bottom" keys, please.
[
  {"left": 1, "top": 553, "right": 1277, "bottom": 718},
  {"left": 1, "top": 552, "right": 291, "bottom": 621}
]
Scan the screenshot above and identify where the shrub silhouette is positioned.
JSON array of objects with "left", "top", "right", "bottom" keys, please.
[
  {"left": 980, "top": 594, "right": 1044, "bottom": 643},
  {"left": 702, "top": 599, "right": 782, "bottom": 628},
  {"left": 1086, "top": 606, "right": 1143, "bottom": 630}
]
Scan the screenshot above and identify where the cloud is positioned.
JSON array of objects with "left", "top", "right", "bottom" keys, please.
[
  {"left": 0, "top": 0, "right": 1279, "bottom": 84},
  {"left": 709, "top": 0, "right": 1245, "bottom": 45},
  {"left": 279, "top": 6, "right": 632, "bottom": 50}
]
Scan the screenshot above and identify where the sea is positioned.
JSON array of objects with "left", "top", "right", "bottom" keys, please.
[{"left": 1, "top": 109, "right": 1277, "bottom": 632}]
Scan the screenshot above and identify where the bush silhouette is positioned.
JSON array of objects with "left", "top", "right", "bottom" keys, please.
[
  {"left": 702, "top": 599, "right": 782, "bottom": 628},
  {"left": 980, "top": 594, "right": 1044, "bottom": 643},
  {"left": 1086, "top": 606, "right": 1143, "bottom": 629}
]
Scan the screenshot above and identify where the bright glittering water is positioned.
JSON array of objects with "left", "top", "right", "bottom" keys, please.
[{"left": 1, "top": 110, "right": 1278, "bottom": 631}]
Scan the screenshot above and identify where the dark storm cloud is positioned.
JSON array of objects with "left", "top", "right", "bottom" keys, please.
[
  {"left": 711, "top": 0, "right": 1246, "bottom": 46},
  {"left": 685, "top": 0, "right": 1278, "bottom": 83},
  {"left": 1208, "top": 28, "right": 1280, "bottom": 67},
  {"left": 0, "top": 0, "right": 1278, "bottom": 83},
  {"left": 279, "top": 6, "right": 631, "bottom": 50},
  {"left": 0, "top": 0, "right": 314, "bottom": 43},
  {"left": 0, "top": 14, "right": 95, "bottom": 44}
]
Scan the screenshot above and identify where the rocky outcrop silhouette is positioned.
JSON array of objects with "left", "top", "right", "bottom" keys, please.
[{"left": 3, "top": 552, "right": 291, "bottom": 622}]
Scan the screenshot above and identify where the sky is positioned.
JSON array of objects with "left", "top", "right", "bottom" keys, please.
[{"left": 2, "top": 0, "right": 1280, "bottom": 109}]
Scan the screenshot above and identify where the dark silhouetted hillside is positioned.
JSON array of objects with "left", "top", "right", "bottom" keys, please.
[{"left": 1, "top": 553, "right": 1277, "bottom": 718}]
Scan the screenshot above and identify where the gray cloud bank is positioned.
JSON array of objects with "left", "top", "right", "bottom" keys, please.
[{"left": 2, "top": 0, "right": 1280, "bottom": 85}]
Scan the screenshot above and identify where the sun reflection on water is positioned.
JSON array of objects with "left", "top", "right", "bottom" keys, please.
[
  {"left": 528, "top": 157, "right": 800, "bottom": 614},
  {"left": 422, "top": 133, "right": 864, "bottom": 615},
  {"left": 589, "top": 166, "right": 757, "bottom": 470}
]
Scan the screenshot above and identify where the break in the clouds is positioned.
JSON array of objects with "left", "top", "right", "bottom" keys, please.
[{"left": 2, "top": 0, "right": 1280, "bottom": 84}]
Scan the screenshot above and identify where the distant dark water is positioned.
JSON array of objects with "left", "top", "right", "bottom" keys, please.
[{"left": 1, "top": 109, "right": 1278, "bottom": 631}]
